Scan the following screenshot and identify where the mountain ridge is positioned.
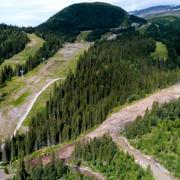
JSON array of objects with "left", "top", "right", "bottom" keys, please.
[{"left": 130, "top": 5, "right": 180, "bottom": 17}]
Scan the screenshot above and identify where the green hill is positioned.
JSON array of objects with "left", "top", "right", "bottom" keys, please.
[{"left": 37, "top": 2, "right": 146, "bottom": 38}]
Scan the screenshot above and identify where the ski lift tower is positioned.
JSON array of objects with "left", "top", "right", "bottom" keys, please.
[{"left": 20, "top": 69, "right": 24, "bottom": 78}]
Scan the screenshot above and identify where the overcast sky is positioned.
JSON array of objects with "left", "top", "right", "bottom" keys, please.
[{"left": 0, "top": 0, "right": 179, "bottom": 27}]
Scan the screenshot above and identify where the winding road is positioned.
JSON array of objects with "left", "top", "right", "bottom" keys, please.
[{"left": 13, "top": 78, "right": 65, "bottom": 136}]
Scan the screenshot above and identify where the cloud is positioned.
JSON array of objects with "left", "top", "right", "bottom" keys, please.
[{"left": 0, "top": 0, "right": 179, "bottom": 26}]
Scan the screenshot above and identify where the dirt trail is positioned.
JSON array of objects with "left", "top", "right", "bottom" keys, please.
[
  {"left": 42, "top": 83, "right": 180, "bottom": 179},
  {"left": 86, "top": 83, "right": 180, "bottom": 139},
  {"left": 111, "top": 133, "right": 175, "bottom": 180},
  {"left": 68, "top": 165, "right": 105, "bottom": 180},
  {"left": 0, "top": 42, "right": 89, "bottom": 140},
  {"left": 78, "top": 166, "right": 105, "bottom": 180}
]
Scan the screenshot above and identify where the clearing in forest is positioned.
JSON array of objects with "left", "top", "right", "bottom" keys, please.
[
  {"left": 0, "top": 34, "right": 44, "bottom": 69},
  {"left": 0, "top": 42, "right": 89, "bottom": 140},
  {"left": 151, "top": 41, "right": 168, "bottom": 61}
]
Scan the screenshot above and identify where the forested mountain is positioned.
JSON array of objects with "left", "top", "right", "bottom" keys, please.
[
  {"left": 2, "top": 31, "right": 179, "bottom": 162},
  {"left": 123, "top": 99, "right": 180, "bottom": 178},
  {"left": 0, "top": 24, "right": 29, "bottom": 65},
  {"left": 38, "top": 2, "right": 146, "bottom": 38}
]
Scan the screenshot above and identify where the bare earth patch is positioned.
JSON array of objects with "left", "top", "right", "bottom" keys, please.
[{"left": 75, "top": 166, "right": 105, "bottom": 180}]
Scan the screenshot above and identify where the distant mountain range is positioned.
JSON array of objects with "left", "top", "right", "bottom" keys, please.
[{"left": 130, "top": 5, "right": 180, "bottom": 18}]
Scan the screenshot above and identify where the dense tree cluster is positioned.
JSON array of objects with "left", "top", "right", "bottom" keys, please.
[
  {"left": 38, "top": 2, "right": 146, "bottom": 40},
  {"left": 13, "top": 158, "right": 91, "bottom": 180},
  {"left": 1, "top": 32, "right": 179, "bottom": 162},
  {"left": 74, "top": 135, "right": 154, "bottom": 179},
  {"left": 38, "top": 2, "right": 128, "bottom": 38},
  {"left": 0, "top": 65, "right": 13, "bottom": 87},
  {"left": 0, "top": 24, "right": 29, "bottom": 65},
  {"left": 123, "top": 99, "right": 180, "bottom": 178}
]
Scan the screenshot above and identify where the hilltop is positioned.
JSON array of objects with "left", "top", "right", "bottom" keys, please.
[{"left": 37, "top": 2, "right": 146, "bottom": 38}]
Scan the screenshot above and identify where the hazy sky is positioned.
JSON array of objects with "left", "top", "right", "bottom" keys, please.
[{"left": 0, "top": 0, "right": 179, "bottom": 27}]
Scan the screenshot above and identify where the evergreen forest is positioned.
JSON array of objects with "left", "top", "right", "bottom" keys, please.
[{"left": 1, "top": 31, "right": 179, "bottom": 162}]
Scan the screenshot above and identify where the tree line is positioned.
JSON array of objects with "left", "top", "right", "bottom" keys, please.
[
  {"left": 0, "top": 24, "right": 29, "bottom": 65},
  {"left": 124, "top": 99, "right": 180, "bottom": 138}
]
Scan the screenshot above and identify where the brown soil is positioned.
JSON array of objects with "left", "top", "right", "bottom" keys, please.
[{"left": 77, "top": 166, "right": 105, "bottom": 180}]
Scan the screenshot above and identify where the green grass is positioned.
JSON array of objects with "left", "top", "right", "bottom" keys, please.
[
  {"left": 12, "top": 91, "right": 30, "bottom": 107},
  {"left": 0, "top": 77, "right": 26, "bottom": 107},
  {"left": 0, "top": 34, "right": 44, "bottom": 69},
  {"left": 76, "top": 31, "right": 91, "bottom": 42},
  {"left": 0, "top": 40, "right": 89, "bottom": 143},
  {"left": 138, "top": 23, "right": 152, "bottom": 34},
  {"left": 151, "top": 41, "right": 168, "bottom": 60},
  {"left": 22, "top": 83, "right": 54, "bottom": 126}
]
